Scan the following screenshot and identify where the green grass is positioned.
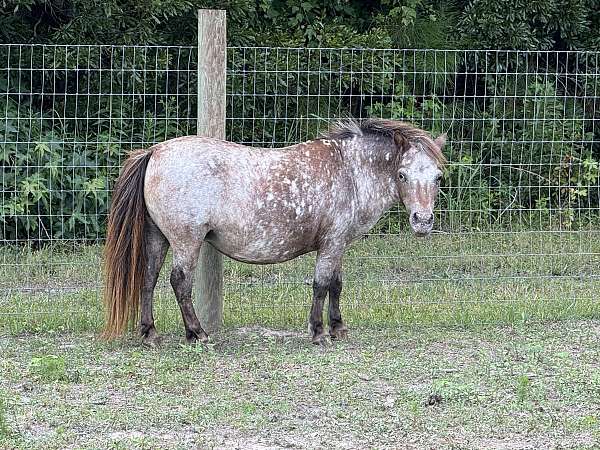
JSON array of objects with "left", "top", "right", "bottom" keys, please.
[
  {"left": 1, "top": 231, "right": 599, "bottom": 334},
  {"left": 28, "top": 355, "right": 70, "bottom": 383},
  {"left": 1, "top": 322, "right": 600, "bottom": 448},
  {"left": 0, "top": 393, "right": 10, "bottom": 444},
  {"left": 1, "top": 232, "right": 599, "bottom": 448}
]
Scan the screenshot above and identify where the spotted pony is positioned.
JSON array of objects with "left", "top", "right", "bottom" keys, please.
[{"left": 103, "top": 119, "right": 447, "bottom": 345}]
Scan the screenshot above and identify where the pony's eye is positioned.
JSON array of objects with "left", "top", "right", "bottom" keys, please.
[
  {"left": 398, "top": 172, "right": 406, "bottom": 182},
  {"left": 435, "top": 174, "right": 442, "bottom": 185}
]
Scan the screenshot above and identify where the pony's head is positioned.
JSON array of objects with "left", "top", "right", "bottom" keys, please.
[
  {"left": 396, "top": 133, "right": 447, "bottom": 236},
  {"left": 323, "top": 118, "right": 448, "bottom": 236}
]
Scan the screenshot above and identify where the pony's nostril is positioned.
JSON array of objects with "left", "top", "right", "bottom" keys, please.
[{"left": 415, "top": 212, "right": 434, "bottom": 225}]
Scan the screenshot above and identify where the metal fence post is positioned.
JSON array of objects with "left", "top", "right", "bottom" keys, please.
[{"left": 194, "top": 9, "right": 226, "bottom": 333}]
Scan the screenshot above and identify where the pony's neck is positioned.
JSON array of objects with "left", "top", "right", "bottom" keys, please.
[{"left": 343, "top": 135, "right": 401, "bottom": 216}]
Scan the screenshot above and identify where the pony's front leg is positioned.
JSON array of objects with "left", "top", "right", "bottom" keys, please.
[
  {"left": 309, "top": 249, "right": 343, "bottom": 345},
  {"left": 328, "top": 271, "right": 348, "bottom": 340}
]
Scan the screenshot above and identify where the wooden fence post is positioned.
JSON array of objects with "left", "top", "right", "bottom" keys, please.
[{"left": 194, "top": 9, "right": 226, "bottom": 333}]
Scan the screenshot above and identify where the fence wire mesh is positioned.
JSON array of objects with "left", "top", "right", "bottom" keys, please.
[{"left": 1, "top": 44, "right": 599, "bottom": 331}]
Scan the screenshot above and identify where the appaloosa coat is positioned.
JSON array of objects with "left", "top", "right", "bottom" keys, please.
[{"left": 103, "top": 119, "right": 447, "bottom": 345}]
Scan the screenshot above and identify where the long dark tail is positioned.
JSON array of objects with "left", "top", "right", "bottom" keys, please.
[{"left": 102, "top": 148, "right": 154, "bottom": 339}]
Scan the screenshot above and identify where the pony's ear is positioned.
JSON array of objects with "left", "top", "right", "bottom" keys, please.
[
  {"left": 393, "top": 132, "right": 409, "bottom": 152},
  {"left": 434, "top": 133, "right": 447, "bottom": 148}
]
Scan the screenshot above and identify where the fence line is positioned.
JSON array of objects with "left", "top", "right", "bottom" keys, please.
[{"left": 1, "top": 44, "right": 599, "bottom": 329}]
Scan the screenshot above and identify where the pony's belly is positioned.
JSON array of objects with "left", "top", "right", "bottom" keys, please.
[{"left": 205, "top": 229, "right": 315, "bottom": 264}]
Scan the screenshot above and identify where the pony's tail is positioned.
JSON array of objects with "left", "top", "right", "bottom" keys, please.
[{"left": 102, "top": 148, "right": 154, "bottom": 340}]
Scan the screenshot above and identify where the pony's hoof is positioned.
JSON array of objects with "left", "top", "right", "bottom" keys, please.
[
  {"left": 312, "top": 333, "right": 331, "bottom": 346},
  {"left": 329, "top": 325, "right": 349, "bottom": 340},
  {"left": 142, "top": 335, "right": 162, "bottom": 348},
  {"left": 186, "top": 331, "right": 210, "bottom": 345},
  {"left": 141, "top": 329, "right": 162, "bottom": 348}
]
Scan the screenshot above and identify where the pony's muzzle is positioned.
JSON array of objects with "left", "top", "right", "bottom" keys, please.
[
  {"left": 410, "top": 211, "right": 434, "bottom": 236},
  {"left": 412, "top": 211, "right": 433, "bottom": 225}
]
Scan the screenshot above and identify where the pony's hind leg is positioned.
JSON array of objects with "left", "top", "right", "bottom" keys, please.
[
  {"left": 140, "top": 217, "right": 169, "bottom": 347},
  {"left": 170, "top": 241, "right": 209, "bottom": 344}
]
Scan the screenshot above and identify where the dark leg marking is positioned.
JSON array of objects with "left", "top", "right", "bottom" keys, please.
[
  {"left": 309, "top": 280, "right": 330, "bottom": 345},
  {"left": 170, "top": 265, "right": 209, "bottom": 344},
  {"left": 328, "top": 272, "right": 348, "bottom": 339},
  {"left": 140, "top": 218, "right": 169, "bottom": 347},
  {"left": 309, "top": 250, "right": 344, "bottom": 345}
]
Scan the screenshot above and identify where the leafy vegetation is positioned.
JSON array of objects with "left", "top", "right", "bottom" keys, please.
[
  {"left": 2, "top": 0, "right": 598, "bottom": 50},
  {"left": 0, "top": 45, "right": 196, "bottom": 241},
  {"left": 1, "top": 1, "right": 599, "bottom": 242}
]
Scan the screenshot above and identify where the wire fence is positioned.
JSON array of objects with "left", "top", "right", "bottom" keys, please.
[{"left": 1, "top": 44, "right": 599, "bottom": 331}]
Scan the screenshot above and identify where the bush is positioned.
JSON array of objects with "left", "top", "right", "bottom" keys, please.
[
  {"left": 0, "top": 46, "right": 196, "bottom": 243},
  {"left": 1, "top": 1, "right": 599, "bottom": 241}
]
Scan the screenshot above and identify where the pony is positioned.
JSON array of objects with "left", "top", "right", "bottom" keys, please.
[{"left": 102, "top": 119, "right": 447, "bottom": 345}]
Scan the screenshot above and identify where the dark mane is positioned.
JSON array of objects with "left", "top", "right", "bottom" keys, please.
[{"left": 321, "top": 118, "right": 447, "bottom": 168}]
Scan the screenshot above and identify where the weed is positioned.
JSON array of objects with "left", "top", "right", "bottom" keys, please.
[
  {"left": 578, "top": 415, "right": 598, "bottom": 430},
  {"left": 516, "top": 374, "right": 531, "bottom": 403},
  {"left": 431, "top": 378, "right": 478, "bottom": 404},
  {"left": 29, "top": 354, "right": 69, "bottom": 382}
]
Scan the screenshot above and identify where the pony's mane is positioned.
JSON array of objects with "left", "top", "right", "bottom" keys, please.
[{"left": 322, "top": 118, "right": 447, "bottom": 168}]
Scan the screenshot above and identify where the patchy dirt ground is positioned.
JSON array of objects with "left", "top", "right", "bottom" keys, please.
[{"left": 1, "top": 321, "right": 600, "bottom": 449}]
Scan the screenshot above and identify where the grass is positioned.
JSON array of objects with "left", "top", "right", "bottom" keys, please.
[
  {"left": 0, "top": 393, "right": 9, "bottom": 442},
  {"left": 28, "top": 355, "right": 70, "bottom": 383},
  {"left": 1, "top": 231, "right": 599, "bottom": 334},
  {"left": 1, "top": 322, "right": 600, "bottom": 448},
  {"left": 1, "top": 231, "right": 599, "bottom": 448}
]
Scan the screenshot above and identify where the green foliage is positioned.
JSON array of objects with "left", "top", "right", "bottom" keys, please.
[
  {"left": 2, "top": 0, "right": 598, "bottom": 51},
  {"left": 479, "top": 78, "right": 599, "bottom": 229},
  {"left": 459, "top": 0, "right": 600, "bottom": 50},
  {"left": 1, "top": 0, "right": 197, "bottom": 45},
  {"left": 1, "top": 1, "right": 600, "bottom": 241},
  {"left": 1, "top": 97, "right": 111, "bottom": 240},
  {"left": 0, "top": 94, "right": 186, "bottom": 241},
  {"left": 381, "top": 0, "right": 463, "bottom": 49},
  {"left": 0, "top": 0, "right": 596, "bottom": 65},
  {"left": 368, "top": 68, "right": 600, "bottom": 231},
  {"left": 0, "top": 45, "right": 195, "bottom": 242}
]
